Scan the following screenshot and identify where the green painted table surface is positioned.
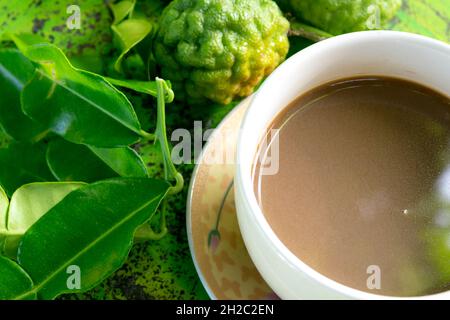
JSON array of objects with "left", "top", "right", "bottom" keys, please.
[{"left": 0, "top": 0, "right": 448, "bottom": 300}]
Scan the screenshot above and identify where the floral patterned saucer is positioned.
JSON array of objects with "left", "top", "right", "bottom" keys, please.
[{"left": 186, "top": 97, "right": 278, "bottom": 300}]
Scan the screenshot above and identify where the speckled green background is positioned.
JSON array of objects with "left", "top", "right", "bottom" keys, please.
[
  {"left": 390, "top": 0, "right": 450, "bottom": 42},
  {"left": 0, "top": 0, "right": 449, "bottom": 300}
]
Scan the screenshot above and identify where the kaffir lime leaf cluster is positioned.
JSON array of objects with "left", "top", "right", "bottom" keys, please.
[
  {"left": 154, "top": 0, "right": 290, "bottom": 104},
  {"left": 289, "top": 0, "right": 402, "bottom": 35}
]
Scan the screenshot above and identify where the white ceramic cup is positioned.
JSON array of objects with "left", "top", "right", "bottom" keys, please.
[{"left": 235, "top": 31, "right": 450, "bottom": 300}]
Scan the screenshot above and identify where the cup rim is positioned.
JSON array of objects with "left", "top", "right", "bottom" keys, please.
[{"left": 235, "top": 30, "right": 450, "bottom": 300}]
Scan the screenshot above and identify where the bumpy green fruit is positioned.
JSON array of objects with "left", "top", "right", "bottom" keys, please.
[
  {"left": 289, "top": 0, "right": 402, "bottom": 35},
  {"left": 154, "top": 0, "right": 290, "bottom": 104}
]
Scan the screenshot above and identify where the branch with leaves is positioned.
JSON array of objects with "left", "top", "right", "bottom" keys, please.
[{"left": 0, "top": 33, "right": 183, "bottom": 299}]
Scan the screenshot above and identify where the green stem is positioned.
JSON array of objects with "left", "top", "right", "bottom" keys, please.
[
  {"left": 139, "top": 130, "right": 155, "bottom": 141},
  {"left": 135, "top": 78, "right": 183, "bottom": 242},
  {"left": 155, "top": 78, "right": 184, "bottom": 191},
  {"left": 168, "top": 172, "right": 184, "bottom": 195},
  {"left": 134, "top": 200, "right": 168, "bottom": 241},
  {"left": 288, "top": 21, "right": 333, "bottom": 42}
]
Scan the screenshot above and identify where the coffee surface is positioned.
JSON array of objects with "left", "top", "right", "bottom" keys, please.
[{"left": 254, "top": 77, "right": 450, "bottom": 296}]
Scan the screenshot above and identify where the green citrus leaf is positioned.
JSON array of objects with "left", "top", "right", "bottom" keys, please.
[
  {"left": 0, "top": 185, "right": 8, "bottom": 225},
  {"left": 17, "top": 178, "right": 170, "bottom": 299},
  {"left": 46, "top": 139, "right": 116, "bottom": 182},
  {"left": 0, "top": 142, "right": 54, "bottom": 197},
  {"left": 110, "top": 0, "right": 136, "bottom": 25},
  {"left": 12, "top": 36, "right": 142, "bottom": 147},
  {"left": 0, "top": 185, "right": 9, "bottom": 254},
  {"left": 106, "top": 77, "right": 174, "bottom": 103},
  {"left": 0, "top": 256, "right": 36, "bottom": 300},
  {"left": 0, "top": 49, "right": 48, "bottom": 142},
  {"left": 46, "top": 139, "right": 148, "bottom": 182},
  {"left": 89, "top": 146, "right": 148, "bottom": 178},
  {"left": 112, "top": 19, "right": 153, "bottom": 72},
  {"left": 106, "top": 77, "right": 158, "bottom": 97},
  {"left": 0, "top": 182, "right": 85, "bottom": 259}
]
